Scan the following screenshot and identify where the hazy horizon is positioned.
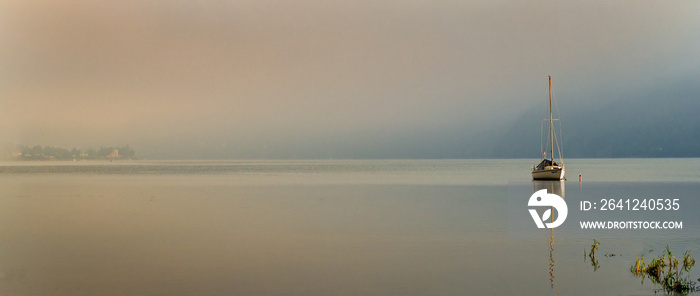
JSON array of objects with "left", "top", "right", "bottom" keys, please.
[{"left": 2, "top": 1, "right": 699, "bottom": 159}]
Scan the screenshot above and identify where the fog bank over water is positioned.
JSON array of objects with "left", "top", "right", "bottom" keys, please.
[
  {"left": 1, "top": 1, "right": 698, "bottom": 159},
  {"left": 493, "top": 74, "right": 700, "bottom": 159}
]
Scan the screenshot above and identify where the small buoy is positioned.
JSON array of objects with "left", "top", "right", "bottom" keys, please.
[{"left": 579, "top": 174, "right": 582, "bottom": 182}]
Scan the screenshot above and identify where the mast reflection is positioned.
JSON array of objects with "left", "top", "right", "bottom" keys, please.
[{"left": 532, "top": 180, "right": 565, "bottom": 290}]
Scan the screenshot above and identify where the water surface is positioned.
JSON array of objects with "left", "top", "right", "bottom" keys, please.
[{"left": 0, "top": 159, "right": 699, "bottom": 295}]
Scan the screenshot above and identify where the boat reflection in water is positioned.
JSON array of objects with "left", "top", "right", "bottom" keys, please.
[{"left": 532, "top": 180, "right": 565, "bottom": 290}]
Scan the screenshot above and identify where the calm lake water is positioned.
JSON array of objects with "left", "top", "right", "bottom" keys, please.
[{"left": 0, "top": 159, "right": 699, "bottom": 295}]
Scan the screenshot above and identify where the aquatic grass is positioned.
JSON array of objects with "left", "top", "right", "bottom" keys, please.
[
  {"left": 589, "top": 239, "right": 599, "bottom": 257},
  {"left": 630, "top": 245, "right": 697, "bottom": 294},
  {"left": 587, "top": 239, "right": 600, "bottom": 271}
]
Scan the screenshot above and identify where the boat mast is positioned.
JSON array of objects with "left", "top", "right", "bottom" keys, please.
[{"left": 549, "top": 75, "right": 554, "bottom": 163}]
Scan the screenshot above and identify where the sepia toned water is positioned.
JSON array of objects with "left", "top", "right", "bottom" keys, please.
[{"left": 0, "top": 159, "right": 699, "bottom": 295}]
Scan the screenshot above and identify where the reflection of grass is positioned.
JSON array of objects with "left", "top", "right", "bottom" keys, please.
[{"left": 630, "top": 246, "right": 697, "bottom": 294}]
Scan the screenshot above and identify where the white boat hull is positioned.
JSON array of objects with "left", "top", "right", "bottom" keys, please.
[{"left": 531, "top": 166, "right": 565, "bottom": 180}]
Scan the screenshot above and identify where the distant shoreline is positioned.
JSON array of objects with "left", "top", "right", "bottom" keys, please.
[{"left": 11, "top": 145, "right": 136, "bottom": 161}]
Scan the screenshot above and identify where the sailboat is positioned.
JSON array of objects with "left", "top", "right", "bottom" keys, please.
[{"left": 532, "top": 76, "right": 565, "bottom": 180}]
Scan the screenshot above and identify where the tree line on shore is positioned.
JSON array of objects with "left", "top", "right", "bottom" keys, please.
[{"left": 16, "top": 145, "right": 135, "bottom": 160}]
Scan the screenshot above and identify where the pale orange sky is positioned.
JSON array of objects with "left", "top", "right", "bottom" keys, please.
[{"left": 1, "top": 1, "right": 698, "bottom": 158}]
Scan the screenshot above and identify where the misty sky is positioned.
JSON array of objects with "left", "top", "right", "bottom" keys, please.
[{"left": 1, "top": 1, "right": 699, "bottom": 159}]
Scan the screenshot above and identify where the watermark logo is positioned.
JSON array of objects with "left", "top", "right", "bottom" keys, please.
[{"left": 528, "top": 189, "right": 568, "bottom": 228}]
